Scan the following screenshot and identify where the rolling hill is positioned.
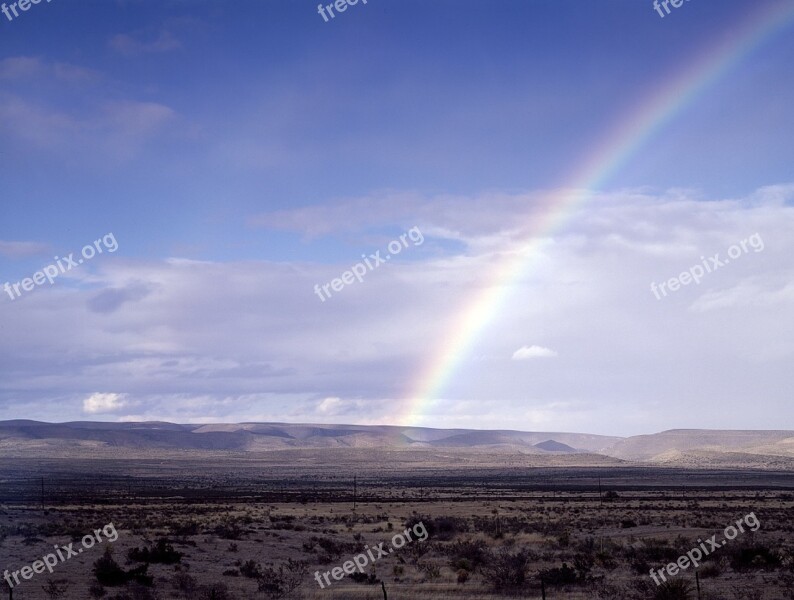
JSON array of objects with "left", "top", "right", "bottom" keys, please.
[{"left": 0, "top": 421, "right": 792, "bottom": 468}]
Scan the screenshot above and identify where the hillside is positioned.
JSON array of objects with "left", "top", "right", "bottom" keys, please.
[{"left": 0, "top": 421, "right": 792, "bottom": 469}]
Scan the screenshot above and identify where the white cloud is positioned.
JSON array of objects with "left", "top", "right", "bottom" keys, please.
[
  {"left": 317, "top": 397, "right": 343, "bottom": 414},
  {"left": 83, "top": 393, "right": 126, "bottom": 414},
  {"left": 1, "top": 185, "right": 793, "bottom": 434},
  {"left": 512, "top": 345, "right": 558, "bottom": 360}
]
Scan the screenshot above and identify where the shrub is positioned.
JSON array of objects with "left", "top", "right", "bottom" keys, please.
[
  {"left": 125, "top": 564, "right": 154, "bottom": 587},
  {"left": 214, "top": 517, "right": 244, "bottom": 540},
  {"left": 128, "top": 539, "right": 183, "bottom": 564},
  {"left": 125, "top": 582, "right": 159, "bottom": 600},
  {"left": 239, "top": 559, "right": 261, "bottom": 578},
  {"left": 170, "top": 520, "right": 200, "bottom": 537},
  {"left": 420, "top": 562, "right": 441, "bottom": 579},
  {"left": 348, "top": 571, "right": 378, "bottom": 584},
  {"left": 94, "top": 548, "right": 128, "bottom": 586},
  {"left": 540, "top": 562, "right": 578, "bottom": 585},
  {"left": 446, "top": 538, "right": 488, "bottom": 571},
  {"left": 256, "top": 559, "right": 308, "bottom": 599},
  {"left": 653, "top": 579, "right": 695, "bottom": 600},
  {"left": 406, "top": 515, "right": 467, "bottom": 541},
  {"left": 94, "top": 548, "right": 153, "bottom": 588},
  {"left": 172, "top": 572, "right": 197, "bottom": 595},
  {"left": 481, "top": 548, "right": 533, "bottom": 590},
  {"left": 728, "top": 543, "right": 782, "bottom": 572},
  {"left": 42, "top": 579, "right": 69, "bottom": 599},
  {"left": 197, "top": 583, "right": 235, "bottom": 600},
  {"left": 698, "top": 562, "right": 721, "bottom": 578}
]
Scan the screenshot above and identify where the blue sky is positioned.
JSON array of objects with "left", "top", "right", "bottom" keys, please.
[{"left": 1, "top": 0, "right": 793, "bottom": 435}]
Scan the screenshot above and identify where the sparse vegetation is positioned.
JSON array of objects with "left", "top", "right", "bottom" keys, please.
[{"left": 0, "top": 457, "right": 791, "bottom": 599}]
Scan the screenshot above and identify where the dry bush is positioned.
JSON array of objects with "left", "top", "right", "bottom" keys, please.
[
  {"left": 653, "top": 579, "right": 695, "bottom": 600},
  {"left": 480, "top": 547, "right": 533, "bottom": 591},
  {"left": 256, "top": 558, "right": 308, "bottom": 599},
  {"left": 42, "top": 579, "right": 70, "bottom": 599}
]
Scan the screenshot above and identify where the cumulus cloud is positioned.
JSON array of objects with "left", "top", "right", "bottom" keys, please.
[
  {"left": 83, "top": 393, "right": 126, "bottom": 414},
  {"left": 512, "top": 345, "right": 559, "bottom": 360},
  {"left": 317, "top": 397, "right": 343, "bottom": 414}
]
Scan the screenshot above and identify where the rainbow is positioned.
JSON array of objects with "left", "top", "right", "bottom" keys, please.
[{"left": 401, "top": 2, "right": 794, "bottom": 426}]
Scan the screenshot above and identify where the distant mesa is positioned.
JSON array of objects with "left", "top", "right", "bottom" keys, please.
[{"left": 534, "top": 439, "right": 578, "bottom": 453}]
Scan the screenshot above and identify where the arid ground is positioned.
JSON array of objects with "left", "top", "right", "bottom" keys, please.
[{"left": 1, "top": 451, "right": 792, "bottom": 600}]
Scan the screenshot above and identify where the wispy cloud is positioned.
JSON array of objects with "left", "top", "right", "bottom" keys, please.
[
  {"left": 109, "top": 30, "right": 181, "bottom": 57},
  {"left": 0, "top": 240, "right": 50, "bottom": 258},
  {"left": 0, "top": 56, "right": 98, "bottom": 82}
]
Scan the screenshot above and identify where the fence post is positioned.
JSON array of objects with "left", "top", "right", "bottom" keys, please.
[
  {"left": 381, "top": 580, "right": 388, "bottom": 600},
  {"left": 541, "top": 577, "right": 546, "bottom": 600},
  {"left": 695, "top": 570, "right": 701, "bottom": 600}
]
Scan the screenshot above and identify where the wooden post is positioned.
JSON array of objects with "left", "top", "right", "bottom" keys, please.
[
  {"left": 541, "top": 577, "right": 546, "bottom": 600},
  {"left": 353, "top": 474, "right": 357, "bottom": 511},
  {"left": 381, "top": 581, "right": 387, "bottom": 600},
  {"left": 695, "top": 571, "right": 701, "bottom": 600}
]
